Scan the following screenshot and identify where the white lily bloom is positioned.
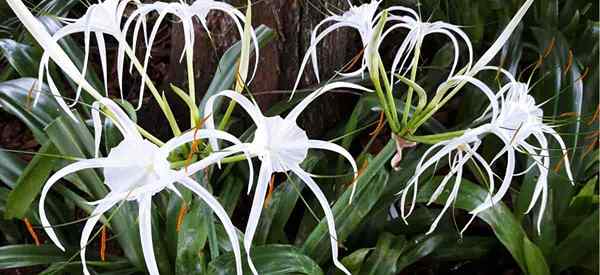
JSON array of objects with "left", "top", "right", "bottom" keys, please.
[
  {"left": 121, "top": 0, "right": 259, "bottom": 108},
  {"left": 383, "top": 6, "right": 473, "bottom": 84},
  {"left": 204, "top": 82, "right": 371, "bottom": 275},
  {"left": 39, "top": 98, "right": 254, "bottom": 275},
  {"left": 37, "top": 0, "right": 140, "bottom": 108},
  {"left": 292, "top": 0, "right": 382, "bottom": 92},
  {"left": 399, "top": 81, "right": 574, "bottom": 234}
]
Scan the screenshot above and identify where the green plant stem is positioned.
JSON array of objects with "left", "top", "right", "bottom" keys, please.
[
  {"left": 403, "top": 42, "right": 421, "bottom": 126},
  {"left": 406, "top": 129, "right": 466, "bottom": 144},
  {"left": 186, "top": 53, "right": 198, "bottom": 127},
  {"left": 121, "top": 39, "right": 181, "bottom": 136}
]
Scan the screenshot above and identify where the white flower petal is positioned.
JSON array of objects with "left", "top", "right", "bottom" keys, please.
[
  {"left": 80, "top": 198, "right": 119, "bottom": 275},
  {"left": 204, "top": 90, "right": 265, "bottom": 150},
  {"left": 138, "top": 195, "right": 160, "bottom": 275},
  {"left": 178, "top": 175, "right": 245, "bottom": 275},
  {"left": 39, "top": 158, "right": 125, "bottom": 251},
  {"left": 471, "top": 0, "right": 533, "bottom": 72},
  {"left": 427, "top": 151, "right": 465, "bottom": 234},
  {"left": 308, "top": 139, "right": 358, "bottom": 200},
  {"left": 292, "top": 165, "right": 350, "bottom": 275},
  {"left": 287, "top": 82, "right": 372, "bottom": 122},
  {"left": 244, "top": 161, "right": 272, "bottom": 275}
]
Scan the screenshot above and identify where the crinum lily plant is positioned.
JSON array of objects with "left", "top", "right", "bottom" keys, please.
[{"left": 3, "top": 0, "right": 585, "bottom": 274}]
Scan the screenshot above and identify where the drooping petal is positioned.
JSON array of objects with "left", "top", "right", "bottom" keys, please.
[
  {"left": 178, "top": 175, "right": 245, "bottom": 275},
  {"left": 292, "top": 165, "right": 350, "bottom": 275},
  {"left": 469, "top": 129, "right": 516, "bottom": 215},
  {"left": 91, "top": 101, "right": 103, "bottom": 158},
  {"left": 204, "top": 90, "right": 265, "bottom": 150},
  {"left": 308, "top": 139, "right": 358, "bottom": 200},
  {"left": 80, "top": 198, "right": 119, "bottom": 275},
  {"left": 244, "top": 160, "right": 272, "bottom": 275},
  {"left": 427, "top": 151, "right": 466, "bottom": 234},
  {"left": 287, "top": 82, "right": 372, "bottom": 122},
  {"left": 7, "top": 0, "right": 104, "bottom": 106},
  {"left": 292, "top": 21, "right": 358, "bottom": 94},
  {"left": 138, "top": 195, "right": 160, "bottom": 275},
  {"left": 542, "top": 125, "right": 574, "bottom": 183},
  {"left": 39, "top": 158, "right": 126, "bottom": 251}
]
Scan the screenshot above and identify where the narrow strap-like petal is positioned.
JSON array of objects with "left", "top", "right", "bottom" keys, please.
[
  {"left": 204, "top": 90, "right": 265, "bottom": 151},
  {"left": 80, "top": 198, "right": 119, "bottom": 275},
  {"left": 308, "top": 139, "right": 358, "bottom": 200},
  {"left": 287, "top": 82, "right": 372, "bottom": 122},
  {"left": 138, "top": 195, "right": 160, "bottom": 275},
  {"left": 471, "top": 0, "right": 533, "bottom": 72},
  {"left": 39, "top": 158, "right": 125, "bottom": 251},
  {"left": 470, "top": 129, "right": 516, "bottom": 215},
  {"left": 427, "top": 151, "right": 466, "bottom": 234},
  {"left": 244, "top": 161, "right": 272, "bottom": 275},
  {"left": 292, "top": 165, "right": 350, "bottom": 275},
  {"left": 178, "top": 175, "right": 245, "bottom": 275}
]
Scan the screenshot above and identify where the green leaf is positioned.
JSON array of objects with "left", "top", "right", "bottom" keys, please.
[
  {"left": 175, "top": 197, "right": 210, "bottom": 274},
  {"left": 302, "top": 144, "right": 392, "bottom": 263},
  {"left": 0, "top": 39, "right": 42, "bottom": 77},
  {"left": 207, "top": 245, "right": 324, "bottom": 275},
  {"left": 0, "top": 78, "right": 61, "bottom": 142},
  {"left": 5, "top": 140, "right": 57, "bottom": 219},
  {"left": 553, "top": 210, "right": 599, "bottom": 272},
  {"left": 338, "top": 248, "right": 372, "bottom": 274},
  {"left": 523, "top": 237, "right": 550, "bottom": 275},
  {"left": 396, "top": 234, "right": 450, "bottom": 271},
  {"left": 359, "top": 233, "right": 406, "bottom": 275},
  {"left": 417, "top": 177, "right": 539, "bottom": 273},
  {"left": 0, "top": 150, "right": 26, "bottom": 188},
  {"left": 430, "top": 236, "right": 497, "bottom": 261},
  {"left": 0, "top": 244, "right": 66, "bottom": 269}
]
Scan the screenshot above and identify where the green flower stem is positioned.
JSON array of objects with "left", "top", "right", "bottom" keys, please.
[
  {"left": 369, "top": 63, "right": 401, "bottom": 133},
  {"left": 218, "top": 95, "right": 238, "bottom": 131},
  {"left": 402, "top": 42, "right": 421, "bottom": 126},
  {"left": 121, "top": 40, "right": 181, "bottom": 136},
  {"left": 220, "top": 153, "right": 249, "bottom": 164},
  {"left": 406, "top": 129, "right": 466, "bottom": 144},
  {"left": 186, "top": 53, "right": 198, "bottom": 127},
  {"left": 378, "top": 58, "right": 401, "bottom": 130}
]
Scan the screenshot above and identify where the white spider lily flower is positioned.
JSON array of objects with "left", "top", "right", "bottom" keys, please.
[
  {"left": 121, "top": 0, "right": 259, "bottom": 108},
  {"left": 37, "top": 0, "right": 140, "bottom": 108},
  {"left": 383, "top": 6, "right": 473, "bottom": 84},
  {"left": 400, "top": 81, "right": 573, "bottom": 234},
  {"left": 39, "top": 98, "right": 253, "bottom": 275},
  {"left": 292, "top": 0, "right": 382, "bottom": 92},
  {"left": 204, "top": 82, "right": 371, "bottom": 275},
  {"left": 469, "top": 82, "right": 574, "bottom": 232}
]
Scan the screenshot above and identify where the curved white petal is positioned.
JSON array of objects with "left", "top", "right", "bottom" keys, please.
[
  {"left": 287, "top": 82, "right": 372, "bottom": 122},
  {"left": 292, "top": 165, "right": 350, "bottom": 275},
  {"left": 80, "top": 198, "right": 119, "bottom": 275},
  {"left": 471, "top": 0, "right": 533, "bottom": 72},
  {"left": 308, "top": 140, "right": 358, "bottom": 200},
  {"left": 470, "top": 130, "right": 516, "bottom": 215},
  {"left": 204, "top": 90, "right": 265, "bottom": 151},
  {"left": 7, "top": 0, "right": 103, "bottom": 104},
  {"left": 427, "top": 151, "right": 465, "bottom": 234},
  {"left": 178, "top": 175, "right": 245, "bottom": 275},
  {"left": 543, "top": 125, "right": 574, "bottom": 183},
  {"left": 244, "top": 161, "right": 272, "bottom": 275},
  {"left": 138, "top": 195, "right": 160, "bottom": 275},
  {"left": 39, "top": 158, "right": 126, "bottom": 251}
]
